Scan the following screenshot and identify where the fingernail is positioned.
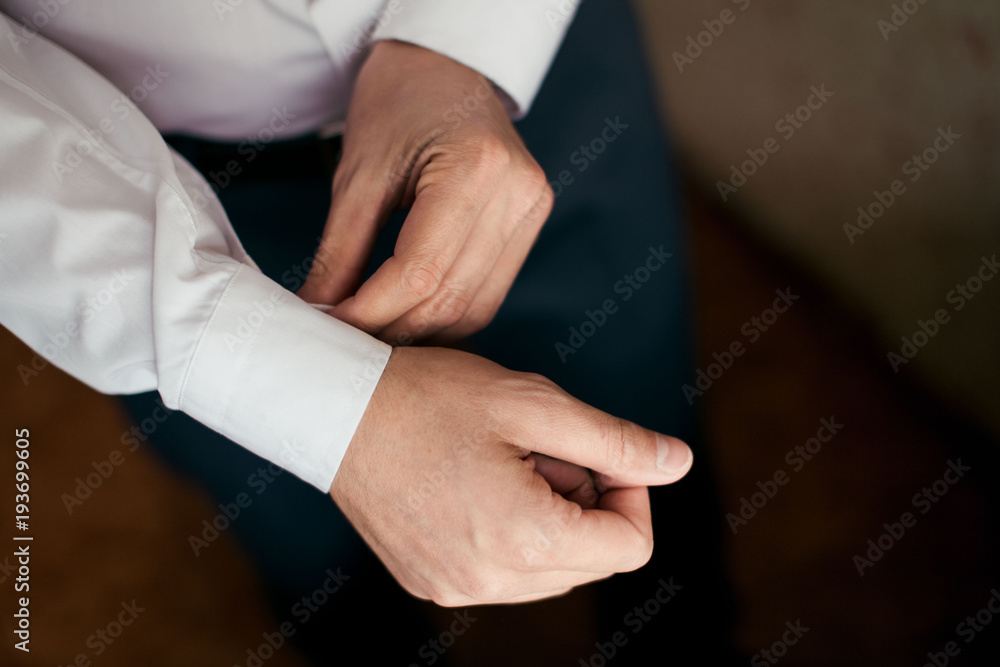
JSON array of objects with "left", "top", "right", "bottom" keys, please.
[{"left": 656, "top": 434, "right": 693, "bottom": 474}]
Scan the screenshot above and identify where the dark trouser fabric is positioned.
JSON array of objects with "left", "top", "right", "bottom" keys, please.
[{"left": 122, "top": 0, "right": 740, "bottom": 663}]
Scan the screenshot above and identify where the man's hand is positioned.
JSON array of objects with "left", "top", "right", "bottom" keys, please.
[
  {"left": 329, "top": 347, "right": 694, "bottom": 606},
  {"left": 298, "top": 40, "right": 553, "bottom": 343}
]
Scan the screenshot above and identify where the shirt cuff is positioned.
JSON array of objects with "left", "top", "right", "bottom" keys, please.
[
  {"left": 172, "top": 264, "right": 391, "bottom": 493},
  {"left": 370, "top": 0, "right": 577, "bottom": 117}
]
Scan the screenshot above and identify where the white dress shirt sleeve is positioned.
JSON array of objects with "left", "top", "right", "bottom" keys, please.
[
  {"left": 310, "top": 0, "right": 579, "bottom": 117},
  {"left": 0, "top": 14, "right": 390, "bottom": 493}
]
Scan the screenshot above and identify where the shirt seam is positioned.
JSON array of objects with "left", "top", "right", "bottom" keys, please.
[{"left": 175, "top": 263, "right": 244, "bottom": 419}]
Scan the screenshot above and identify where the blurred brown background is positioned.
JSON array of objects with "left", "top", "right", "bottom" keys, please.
[{"left": 3, "top": 1, "right": 999, "bottom": 665}]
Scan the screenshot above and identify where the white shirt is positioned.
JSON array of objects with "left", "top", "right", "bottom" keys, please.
[{"left": 0, "top": 1, "right": 576, "bottom": 492}]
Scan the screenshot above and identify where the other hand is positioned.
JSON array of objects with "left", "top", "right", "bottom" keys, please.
[
  {"left": 329, "top": 347, "right": 694, "bottom": 606},
  {"left": 298, "top": 40, "right": 553, "bottom": 343}
]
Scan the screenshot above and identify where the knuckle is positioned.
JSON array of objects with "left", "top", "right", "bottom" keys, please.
[
  {"left": 428, "top": 287, "right": 470, "bottom": 328},
  {"left": 402, "top": 260, "right": 446, "bottom": 300},
  {"left": 515, "top": 544, "right": 546, "bottom": 571},
  {"left": 519, "top": 160, "right": 552, "bottom": 198},
  {"left": 506, "top": 163, "right": 553, "bottom": 235},
  {"left": 521, "top": 162, "right": 549, "bottom": 193},
  {"left": 425, "top": 575, "right": 468, "bottom": 607},
  {"left": 575, "top": 477, "right": 600, "bottom": 506},
  {"left": 519, "top": 371, "right": 558, "bottom": 392},
  {"left": 519, "top": 373, "right": 564, "bottom": 411},
  {"left": 604, "top": 417, "right": 642, "bottom": 476},
  {"left": 514, "top": 528, "right": 558, "bottom": 571},
  {"left": 463, "top": 574, "right": 507, "bottom": 603},
  {"left": 433, "top": 590, "right": 467, "bottom": 608},
  {"left": 473, "top": 133, "right": 512, "bottom": 175},
  {"left": 451, "top": 132, "right": 511, "bottom": 190},
  {"left": 495, "top": 372, "right": 564, "bottom": 439},
  {"left": 512, "top": 494, "right": 580, "bottom": 571},
  {"left": 535, "top": 180, "right": 555, "bottom": 218}
]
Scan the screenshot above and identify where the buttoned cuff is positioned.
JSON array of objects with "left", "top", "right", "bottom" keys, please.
[{"left": 172, "top": 265, "right": 390, "bottom": 492}]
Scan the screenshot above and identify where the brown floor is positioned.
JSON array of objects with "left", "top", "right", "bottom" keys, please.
[
  {"left": 0, "top": 332, "right": 312, "bottom": 667},
  {"left": 2, "top": 189, "right": 997, "bottom": 666},
  {"left": 685, "top": 193, "right": 999, "bottom": 664}
]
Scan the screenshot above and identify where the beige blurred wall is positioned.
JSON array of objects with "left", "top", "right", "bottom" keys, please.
[{"left": 633, "top": 0, "right": 1000, "bottom": 434}]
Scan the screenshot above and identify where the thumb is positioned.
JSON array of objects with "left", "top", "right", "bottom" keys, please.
[
  {"left": 297, "top": 165, "right": 395, "bottom": 307},
  {"left": 590, "top": 427, "right": 693, "bottom": 492},
  {"left": 513, "top": 386, "right": 694, "bottom": 489}
]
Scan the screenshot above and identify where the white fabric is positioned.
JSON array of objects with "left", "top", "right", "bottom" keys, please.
[
  {"left": 0, "top": 0, "right": 575, "bottom": 138},
  {"left": 0, "top": 1, "right": 576, "bottom": 492}
]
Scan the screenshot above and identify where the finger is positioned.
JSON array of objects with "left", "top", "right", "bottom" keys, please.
[
  {"left": 298, "top": 164, "right": 393, "bottom": 306},
  {"left": 333, "top": 167, "right": 492, "bottom": 333},
  {"left": 536, "top": 487, "right": 654, "bottom": 575},
  {"left": 432, "top": 182, "right": 552, "bottom": 342},
  {"left": 530, "top": 454, "right": 599, "bottom": 509},
  {"left": 506, "top": 386, "right": 694, "bottom": 488},
  {"left": 377, "top": 195, "right": 512, "bottom": 342}
]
